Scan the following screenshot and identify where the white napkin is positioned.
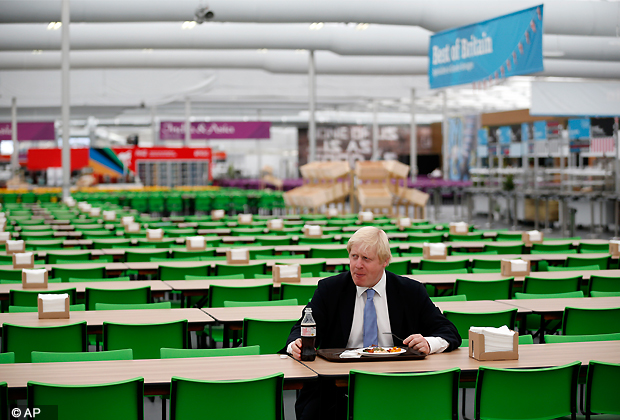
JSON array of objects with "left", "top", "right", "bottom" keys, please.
[
  {"left": 340, "top": 350, "right": 362, "bottom": 359},
  {"left": 14, "top": 252, "right": 33, "bottom": 265},
  {"left": 305, "top": 225, "right": 322, "bottom": 236},
  {"left": 89, "top": 207, "right": 101, "bottom": 217},
  {"left": 509, "top": 259, "right": 528, "bottom": 272},
  {"left": 610, "top": 240, "right": 620, "bottom": 245},
  {"left": 230, "top": 248, "right": 248, "bottom": 261},
  {"left": 40, "top": 293, "right": 68, "bottom": 313},
  {"left": 147, "top": 228, "right": 163, "bottom": 239},
  {"left": 278, "top": 264, "right": 299, "bottom": 278},
  {"left": 188, "top": 236, "right": 206, "bottom": 248},
  {"left": 212, "top": 209, "right": 225, "bottom": 219},
  {"left": 121, "top": 216, "right": 135, "bottom": 225},
  {"left": 425, "top": 242, "right": 446, "bottom": 256},
  {"left": 399, "top": 217, "right": 411, "bottom": 227},
  {"left": 0, "top": 232, "right": 11, "bottom": 241},
  {"left": 126, "top": 222, "right": 141, "bottom": 232},
  {"left": 0, "top": 212, "right": 5, "bottom": 218},
  {"left": 7, "top": 240, "right": 24, "bottom": 252},
  {"left": 63, "top": 197, "right": 76, "bottom": 206},
  {"left": 0, "top": 217, "right": 6, "bottom": 225},
  {"left": 450, "top": 222, "right": 468, "bottom": 233},
  {"left": 78, "top": 202, "right": 92, "bottom": 212},
  {"left": 103, "top": 210, "right": 116, "bottom": 221},
  {"left": 527, "top": 230, "right": 542, "bottom": 242},
  {"left": 269, "top": 219, "right": 283, "bottom": 229},
  {"left": 327, "top": 208, "right": 339, "bottom": 217},
  {"left": 359, "top": 211, "right": 374, "bottom": 221},
  {"left": 470, "top": 325, "right": 515, "bottom": 353},
  {"left": 239, "top": 214, "right": 252, "bottom": 223},
  {"left": 24, "top": 268, "right": 46, "bottom": 284}
]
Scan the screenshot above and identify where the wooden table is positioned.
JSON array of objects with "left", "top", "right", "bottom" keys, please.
[
  {"left": 496, "top": 296, "right": 620, "bottom": 342},
  {"left": 165, "top": 279, "right": 275, "bottom": 308},
  {"left": 0, "top": 353, "right": 316, "bottom": 398}
]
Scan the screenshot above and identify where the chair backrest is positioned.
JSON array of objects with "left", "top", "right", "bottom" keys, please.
[
  {"left": 547, "top": 264, "right": 599, "bottom": 271},
  {"left": 494, "top": 232, "right": 524, "bottom": 241},
  {"left": 125, "top": 249, "right": 169, "bottom": 262},
  {"left": 443, "top": 308, "right": 518, "bottom": 343},
  {"left": 514, "top": 291, "right": 585, "bottom": 299},
  {"left": 185, "top": 274, "right": 242, "bottom": 280},
  {"left": 242, "top": 318, "right": 298, "bottom": 354},
  {"left": 475, "top": 362, "right": 580, "bottom": 420},
  {"left": 159, "top": 264, "right": 210, "bottom": 280},
  {"left": 544, "top": 332, "right": 620, "bottom": 343},
  {"left": 386, "top": 260, "right": 409, "bottom": 275},
  {"left": 532, "top": 243, "right": 572, "bottom": 252},
  {"left": 522, "top": 275, "right": 582, "bottom": 294},
  {"left": 215, "top": 262, "right": 267, "bottom": 278},
  {"left": 172, "top": 249, "right": 216, "bottom": 259},
  {"left": 579, "top": 242, "right": 610, "bottom": 253},
  {"left": 95, "top": 302, "right": 172, "bottom": 310},
  {"left": 470, "top": 259, "right": 502, "bottom": 269},
  {"left": 31, "top": 349, "right": 134, "bottom": 363},
  {"left": 565, "top": 255, "right": 610, "bottom": 270},
  {"left": 208, "top": 284, "right": 273, "bottom": 308},
  {"left": 0, "top": 353, "right": 15, "bottom": 363},
  {"left": 2, "top": 322, "right": 87, "bottom": 363},
  {"left": 46, "top": 251, "right": 91, "bottom": 264},
  {"left": 431, "top": 295, "right": 467, "bottom": 302},
  {"left": 52, "top": 266, "right": 106, "bottom": 282},
  {"left": 161, "top": 346, "right": 260, "bottom": 358},
  {"left": 85, "top": 286, "right": 151, "bottom": 310},
  {"left": 562, "top": 307, "right": 620, "bottom": 335},
  {"left": 9, "top": 288, "right": 77, "bottom": 307},
  {"left": 589, "top": 275, "right": 620, "bottom": 294},
  {"left": 0, "top": 268, "right": 25, "bottom": 281},
  {"left": 170, "top": 373, "right": 284, "bottom": 420},
  {"left": 280, "top": 283, "right": 317, "bottom": 304},
  {"left": 454, "top": 278, "right": 513, "bottom": 300},
  {"left": 590, "top": 291, "right": 620, "bottom": 297},
  {"left": 103, "top": 320, "right": 188, "bottom": 359},
  {"left": 310, "top": 247, "right": 349, "bottom": 258},
  {"left": 27, "top": 377, "right": 144, "bottom": 420},
  {"left": 419, "top": 259, "right": 468, "bottom": 271},
  {"left": 483, "top": 244, "right": 525, "bottom": 254},
  {"left": 585, "top": 361, "right": 620, "bottom": 417},
  {"left": 223, "top": 299, "right": 298, "bottom": 307},
  {"left": 348, "top": 368, "right": 460, "bottom": 420}
]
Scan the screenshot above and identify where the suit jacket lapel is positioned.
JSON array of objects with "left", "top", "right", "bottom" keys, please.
[
  {"left": 339, "top": 272, "right": 356, "bottom": 346},
  {"left": 386, "top": 272, "right": 405, "bottom": 344}
]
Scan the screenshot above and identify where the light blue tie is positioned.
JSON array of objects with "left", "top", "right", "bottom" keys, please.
[{"left": 363, "top": 288, "right": 378, "bottom": 347}]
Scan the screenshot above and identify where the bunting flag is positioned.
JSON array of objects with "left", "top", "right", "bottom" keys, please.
[{"left": 590, "top": 137, "right": 615, "bottom": 154}]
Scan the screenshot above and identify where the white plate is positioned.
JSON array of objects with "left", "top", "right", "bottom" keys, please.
[{"left": 358, "top": 347, "right": 406, "bottom": 356}]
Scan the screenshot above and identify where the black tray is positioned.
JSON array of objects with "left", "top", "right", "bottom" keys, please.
[{"left": 317, "top": 348, "right": 426, "bottom": 363}]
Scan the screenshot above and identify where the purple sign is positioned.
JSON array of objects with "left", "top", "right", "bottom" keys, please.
[
  {"left": 0, "top": 122, "right": 55, "bottom": 141},
  {"left": 160, "top": 121, "right": 270, "bottom": 140}
]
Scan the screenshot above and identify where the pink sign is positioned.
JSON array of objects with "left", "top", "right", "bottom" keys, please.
[
  {"left": 0, "top": 122, "right": 55, "bottom": 141},
  {"left": 160, "top": 121, "right": 270, "bottom": 140}
]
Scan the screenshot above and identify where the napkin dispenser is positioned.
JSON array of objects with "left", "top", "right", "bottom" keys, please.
[
  {"left": 267, "top": 218, "right": 284, "bottom": 231},
  {"left": 6, "top": 239, "right": 25, "bottom": 255},
  {"left": 273, "top": 264, "right": 301, "bottom": 283},
  {"left": 237, "top": 214, "right": 253, "bottom": 225},
  {"left": 358, "top": 211, "right": 374, "bottom": 223},
  {"left": 38, "top": 293, "right": 70, "bottom": 319},
  {"left": 103, "top": 210, "right": 116, "bottom": 221},
  {"left": 121, "top": 215, "right": 135, "bottom": 226},
  {"left": 89, "top": 207, "right": 102, "bottom": 217},
  {"left": 211, "top": 209, "right": 225, "bottom": 221},
  {"left": 469, "top": 328, "right": 519, "bottom": 361},
  {"left": 522, "top": 230, "right": 544, "bottom": 245},
  {"left": 0, "top": 218, "right": 6, "bottom": 231},
  {"left": 500, "top": 259, "right": 530, "bottom": 276},
  {"left": 449, "top": 222, "right": 469, "bottom": 234},
  {"left": 609, "top": 240, "right": 620, "bottom": 257},
  {"left": 325, "top": 208, "right": 339, "bottom": 218},
  {"left": 13, "top": 252, "right": 35, "bottom": 269},
  {"left": 146, "top": 228, "right": 164, "bottom": 241},
  {"left": 63, "top": 197, "right": 77, "bottom": 207},
  {"left": 125, "top": 222, "right": 141, "bottom": 233},
  {"left": 422, "top": 242, "right": 447, "bottom": 260},
  {"left": 186, "top": 236, "right": 207, "bottom": 251},
  {"left": 396, "top": 217, "right": 412, "bottom": 231},
  {"left": 22, "top": 268, "right": 49, "bottom": 289},
  {"left": 0, "top": 231, "right": 11, "bottom": 244},
  {"left": 303, "top": 225, "right": 323, "bottom": 238},
  {"left": 226, "top": 248, "right": 250, "bottom": 265}
]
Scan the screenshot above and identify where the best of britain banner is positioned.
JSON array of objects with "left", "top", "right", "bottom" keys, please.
[{"left": 429, "top": 5, "right": 544, "bottom": 89}]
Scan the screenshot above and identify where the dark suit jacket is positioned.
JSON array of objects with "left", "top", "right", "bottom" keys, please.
[{"left": 285, "top": 270, "right": 461, "bottom": 351}]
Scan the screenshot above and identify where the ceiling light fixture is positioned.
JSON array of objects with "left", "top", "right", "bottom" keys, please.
[
  {"left": 32, "top": 50, "right": 43, "bottom": 54},
  {"left": 542, "top": 51, "right": 565, "bottom": 57},
  {"left": 309, "top": 22, "right": 324, "bottom": 31},
  {"left": 181, "top": 21, "right": 197, "bottom": 29},
  {"left": 257, "top": 48, "right": 268, "bottom": 53},
  {"left": 47, "top": 22, "right": 62, "bottom": 30},
  {"left": 355, "top": 23, "right": 370, "bottom": 31}
]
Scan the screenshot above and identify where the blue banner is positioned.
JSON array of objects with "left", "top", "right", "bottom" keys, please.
[
  {"left": 498, "top": 126, "right": 512, "bottom": 145},
  {"left": 521, "top": 123, "right": 531, "bottom": 142},
  {"left": 478, "top": 128, "right": 488, "bottom": 146},
  {"left": 568, "top": 118, "right": 591, "bottom": 140},
  {"left": 429, "top": 5, "right": 544, "bottom": 89},
  {"left": 533, "top": 121, "right": 547, "bottom": 141}
]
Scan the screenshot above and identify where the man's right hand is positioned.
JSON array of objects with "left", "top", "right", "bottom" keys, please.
[{"left": 290, "top": 338, "right": 303, "bottom": 360}]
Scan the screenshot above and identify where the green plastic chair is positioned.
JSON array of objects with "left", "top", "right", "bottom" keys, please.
[
  {"left": 8, "top": 304, "right": 85, "bottom": 312},
  {"left": 547, "top": 264, "right": 599, "bottom": 272},
  {"left": 590, "top": 290, "right": 620, "bottom": 297},
  {"left": 256, "top": 236, "right": 292, "bottom": 246},
  {"left": 161, "top": 345, "right": 260, "bottom": 359},
  {"left": 2, "top": 322, "right": 87, "bottom": 363},
  {"left": 95, "top": 302, "right": 172, "bottom": 310},
  {"left": 515, "top": 291, "right": 585, "bottom": 300},
  {"left": 172, "top": 249, "right": 216, "bottom": 259},
  {"left": 208, "top": 284, "right": 273, "bottom": 308},
  {"left": 453, "top": 278, "right": 513, "bottom": 300},
  {"left": 407, "top": 233, "right": 444, "bottom": 243},
  {"left": 68, "top": 276, "right": 130, "bottom": 282},
  {"left": 310, "top": 247, "right": 349, "bottom": 258},
  {"left": 52, "top": 266, "right": 106, "bottom": 282},
  {"left": 125, "top": 249, "right": 169, "bottom": 262},
  {"left": 214, "top": 262, "right": 267, "bottom": 278},
  {"left": 418, "top": 259, "right": 468, "bottom": 271},
  {"left": 27, "top": 377, "right": 144, "bottom": 420},
  {"left": 90, "top": 239, "right": 132, "bottom": 249},
  {"left": 544, "top": 332, "right": 620, "bottom": 344},
  {"left": 9, "top": 287, "right": 77, "bottom": 307},
  {"left": 224, "top": 299, "right": 298, "bottom": 307},
  {"left": 387, "top": 260, "right": 409, "bottom": 275},
  {"left": 411, "top": 268, "right": 469, "bottom": 275},
  {"left": 348, "top": 368, "right": 460, "bottom": 420},
  {"left": 483, "top": 243, "right": 524, "bottom": 254},
  {"left": 471, "top": 268, "right": 503, "bottom": 274},
  {"left": 584, "top": 360, "right": 620, "bottom": 419},
  {"left": 103, "top": 320, "right": 188, "bottom": 359},
  {"left": 85, "top": 286, "right": 151, "bottom": 310},
  {"left": 159, "top": 264, "right": 210, "bottom": 280},
  {"left": 562, "top": 307, "right": 620, "bottom": 335},
  {"left": 474, "top": 362, "right": 580, "bottom": 420},
  {"left": 532, "top": 243, "right": 572, "bottom": 252},
  {"left": 523, "top": 275, "right": 582, "bottom": 294},
  {"left": 0, "top": 353, "right": 15, "bottom": 363},
  {"left": 471, "top": 259, "right": 502, "bottom": 270},
  {"left": 588, "top": 275, "right": 620, "bottom": 295},
  {"left": 494, "top": 232, "right": 524, "bottom": 241},
  {"left": 565, "top": 255, "right": 610, "bottom": 270},
  {"left": 430, "top": 295, "right": 467, "bottom": 302},
  {"left": 170, "top": 373, "right": 284, "bottom": 420},
  {"left": 579, "top": 242, "right": 611, "bottom": 253},
  {"left": 0, "top": 267, "right": 26, "bottom": 281},
  {"left": 184, "top": 274, "right": 242, "bottom": 280},
  {"left": 242, "top": 318, "right": 298, "bottom": 354},
  {"left": 31, "top": 349, "right": 134, "bottom": 363},
  {"left": 447, "top": 232, "right": 484, "bottom": 242},
  {"left": 443, "top": 308, "right": 518, "bottom": 346},
  {"left": 280, "top": 283, "right": 317, "bottom": 304}
]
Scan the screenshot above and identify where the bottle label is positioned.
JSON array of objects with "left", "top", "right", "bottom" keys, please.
[{"left": 301, "top": 326, "right": 316, "bottom": 337}]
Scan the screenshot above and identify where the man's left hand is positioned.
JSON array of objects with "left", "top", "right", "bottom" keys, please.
[{"left": 403, "top": 334, "right": 430, "bottom": 354}]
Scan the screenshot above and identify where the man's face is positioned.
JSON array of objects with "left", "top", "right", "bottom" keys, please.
[{"left": 349, "top": 243, "right": 388, "bottom": 288}]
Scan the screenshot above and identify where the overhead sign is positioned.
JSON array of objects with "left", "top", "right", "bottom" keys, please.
[
  {"left": 497, "top": 126, "right": 512, "bottom": 144},
  {"left": 533, "top": 121, "right": 547, "bottom": 141},
  {"left": 0, "top": 122, "right": 55, "bottom": 141},
  {"left": 160, "top": 121, "right": 270, "bottom": 140},
  {"left": 568, "top": 118, "right": 591, "bottom": 140},
  {"left": 429, "top": 5, "right": 544, "bottom": 89},
  {"left": 477, "top": 128, "right": 488, "bottom": 146}
]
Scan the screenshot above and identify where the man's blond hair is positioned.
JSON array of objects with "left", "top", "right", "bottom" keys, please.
[{"left": 346, "top": 226, "right": 392, "bottom": 264}]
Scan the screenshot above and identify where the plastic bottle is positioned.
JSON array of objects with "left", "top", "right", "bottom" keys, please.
[{"left": 300, "top": 307, "right": 316, "bottom": 361}]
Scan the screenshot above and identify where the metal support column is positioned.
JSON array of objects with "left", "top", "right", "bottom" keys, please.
[
  {"left": 11, "top": 97, "right": 18, "bottom": 174},
  {"left": 308, "top": 50, "right": 316, "bottom": 163},
  {"left": 61, "top": 0, "right": 71, "bottom": 199},
  {"left": 184, "top": 98, "right": 191, "bottom": 146},
  {"left": 410, "top": 88, "right": 417, "bottom": 183},
  {"left": 372, "top": 99, "right": 379, "bottom": 161}
]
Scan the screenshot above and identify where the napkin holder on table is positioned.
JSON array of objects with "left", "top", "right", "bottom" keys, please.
[
  {"left": 609, "top": 240, "right": 620, "bottom": 257},
  {"left": 103, "top": 210, "right": 116, "bottom": 221},
  {"left": 500, "top": 259, "right": 530, "bottom": 276},
  {"left": 5, "top": 239, "right": 25, "bottom": 255},
  {"left": 211, "top": 209, "right": 225, "bottom": 221},
  {"left": 449, "top": 222, "right": 469, "bottom": 234},
  {"left": 78, "top": 202, "right": 92, "bottom": 213},
  {"left": 186, "top": 236, "right": 207, "bottom": 251},
  {"left": 146, "top": 228, "right": 164, "bottom": 241},
  {"left": 273, "top": 264, "right": 301, "bottom": 283},
  {"left": 226, "top": 248, "right": 249, "bottom": 265},
  {"left": 0, "top": 218, "right": 6, "bottom": 231},
  {"left": 38, "top": 293, "right": 70, "bottom": 319},
  {"left": 522, "top": 230, "right": 544, "bottom": 245},
  {"left": 358, "top": 211, "right": 374, "bottom": 223},
  {"left": 63, "top": 197, "right": 77, "bottom": 207},
  {"left": 422, "top": 242, "right": 447, "bottom": 260},
  {"left": 22, "top": 268, "right": 48, "bottom": 289},
  {"left": 125, "top": 222, "right": 141, "bottom": 233},
  {"left": 469, "top": 327, "right": 519, "bottom": 361},
  {"left": 325, "top": 208, "right": 340, "bottom": 218},
  {"left": 267, "top": 218, "right": 284, "bottom": 231},
  {"left": 13, "top": 252, "right": 35, "bottom": 269},
  {"left": 303, "top": 225, "right": 323, "bottom": 238},
  {"left": 397, "top": 217, "right": 412, "bottom": 231},
  {"left": 237, "top": 214, "right": 253, "bottom": 225},
  {"left": 0, "top": 231, "right": 11, "bottom": 244},
  {"left": 89, "top": 207, "right": 102, "bottom": 217},
  {"left": 121, "top": 216, "right": 135, "bottom": 226}
]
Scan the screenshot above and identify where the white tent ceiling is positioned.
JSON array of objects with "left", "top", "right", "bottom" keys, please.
[{"left": 0, "top": 0, "right": 619, "bottom": 129}]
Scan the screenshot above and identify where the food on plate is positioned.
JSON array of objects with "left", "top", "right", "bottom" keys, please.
[{"left": 362, "top": 346, "right": 402, "bottom": 354}]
